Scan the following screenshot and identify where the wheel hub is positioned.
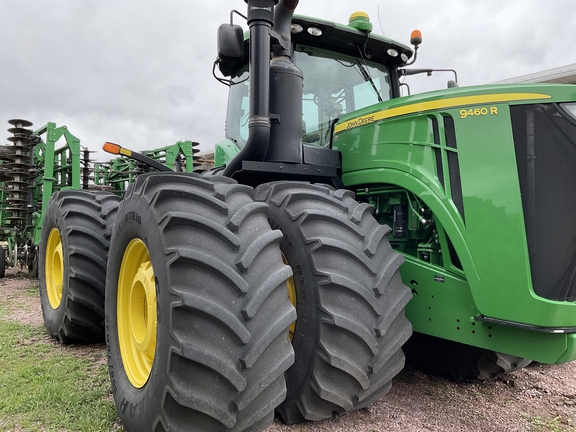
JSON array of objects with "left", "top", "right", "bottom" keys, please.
[
  {"left": 282, "top": 254, "right": 297, "bottom": 341},
  {"left": 45, "top": 228, "right": 64, "bottom": 309},
  {"left": 118, "top": 239, "right": 157, "bottom": 388}
]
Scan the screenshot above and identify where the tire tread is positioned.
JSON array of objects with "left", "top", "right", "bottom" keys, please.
[{"left": 255, "top": 181, "right": 412, "bottom": 424}]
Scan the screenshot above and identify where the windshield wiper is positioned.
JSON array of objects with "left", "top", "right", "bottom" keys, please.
[{"left": 355, "top": 60, "right": 383, "bottom": 103}]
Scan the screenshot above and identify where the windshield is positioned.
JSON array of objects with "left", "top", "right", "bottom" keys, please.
[{"left": 226, "top": 45, "right": 392, "bottom": 148}]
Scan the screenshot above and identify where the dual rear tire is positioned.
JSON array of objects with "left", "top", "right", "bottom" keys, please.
[
  {"left": 39, "top": 190, "right": 121, "bottom": 343},
  {"left": 105, "top": 173, "right": 296, "bottom": 431},
  {"left": 38, "top": 177, "right": 413, "bottom": 431},
  {"left": 254, "top": 182, "right": 412, "bottom": 424}
]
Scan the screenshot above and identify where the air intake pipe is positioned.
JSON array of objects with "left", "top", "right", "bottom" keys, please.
[
  {"left": 223, "top": 0, "right": 301, "bottom": 176},
  {"left": 223, "top": 0, "right": 276, "bottom": 176}
]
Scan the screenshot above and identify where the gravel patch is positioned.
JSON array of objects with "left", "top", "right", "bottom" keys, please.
[{"left": 1, "top": 266, "right": 574, "bottom": 431}]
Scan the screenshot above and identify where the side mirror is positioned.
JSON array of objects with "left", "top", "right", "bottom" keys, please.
[{"left": 217, "top": 24, "right": 244, "bottom": 59}]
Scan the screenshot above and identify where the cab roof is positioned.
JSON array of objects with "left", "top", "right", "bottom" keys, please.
[
  {"left": 218, "top": 14, "right": 413, "bottom": 78},
  {"left": 291, "top": 14, "right": 413, "bottom": 67}
]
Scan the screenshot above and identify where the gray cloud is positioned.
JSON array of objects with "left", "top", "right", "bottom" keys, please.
[{"left": 1, "top": 0, "right": 574, "bottom": 159}]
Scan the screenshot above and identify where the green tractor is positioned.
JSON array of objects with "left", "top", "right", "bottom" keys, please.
[{"left": 37, "top": 0, "right": 576, "bottom": 431}]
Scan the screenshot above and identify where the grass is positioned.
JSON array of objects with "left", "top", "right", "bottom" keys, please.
[
  {"left": 0, "top": 308, "right": 120, "bottom": 431},
  {"left": 21, "top": 283, "right": 42, "bottom": 297},
  {"left": 525, "top": 414, "right": 568, "bottom": 432}
]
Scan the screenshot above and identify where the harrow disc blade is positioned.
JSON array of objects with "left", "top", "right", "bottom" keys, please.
[
  {"left": 3, "top": 154, "right": 31, "bottom": 163},
  {"left": 7, "top": 136, "right": 37, "bottom": 145},
  {"left": 4, "top": 162, "right": 31, "bottom": 171},
  {"left": 8, "top": 119, "right": 33, "bottom": 128},
  {"left": 7, "top": 127, "right": 32, "bottom": 136}
]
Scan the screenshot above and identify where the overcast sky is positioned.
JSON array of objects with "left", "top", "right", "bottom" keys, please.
[{"left": 1, "top": 0, "right": 575, "bottom": 160}]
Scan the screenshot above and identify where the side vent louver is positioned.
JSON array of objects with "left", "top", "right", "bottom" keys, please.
[
  {"left": 443, "top": 116, "right": 465, "bottom": 223},
  {"left": 431, "top": 117, "right": 445, "bottom": 188}
]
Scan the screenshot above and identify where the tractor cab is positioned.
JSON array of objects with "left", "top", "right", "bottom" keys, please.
[{"left": 216, "top": 12, "right": 413, "bottom": 166}]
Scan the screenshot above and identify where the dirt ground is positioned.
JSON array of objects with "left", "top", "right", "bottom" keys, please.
[{"left": 1, "top": 267, "right": 575, "bottom": 432}]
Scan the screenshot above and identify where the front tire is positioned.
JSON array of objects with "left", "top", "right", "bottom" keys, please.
[
  {"left": 254, "top": 182, "right": 413, "bottom": 424},
  {"left": 39, "top": 190, "right": 121, "bottom": 343},
  {"left": 27, "top": 246, "right": 38, "bottom": 278},
  {"left": 0, "top": 246, "right": 6, "bottom": 278},
  {"left": 105, "top": 173, "right": 296, "bottom": 432}
]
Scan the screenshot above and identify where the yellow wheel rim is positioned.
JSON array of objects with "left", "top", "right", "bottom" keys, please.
[
  {"left": 45, "top": 228, "right": 64, "bottom": 309},
  {"left": 118, "top": 239, "right": 157, "bottom": 388},
  {"left": 283, "top": 254, "right": 297, "bottom": 341}
]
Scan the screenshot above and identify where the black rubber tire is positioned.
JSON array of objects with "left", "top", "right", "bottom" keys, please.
[
  {"left": 254, "top": 181, "right": 413, "bottom": 424},
  {"left": 105, "top": 173, "right": 296, "bottom": 432},
  {"left": 39, "top": 190, "right": 121, "bottom": 343},
  {"left": 0, "top": 246, "right": 6, "bottom": 278},
  {"left": 403, "top": 332, "right": 532, "bottom": 381},
  {"left": 28, "top": 247, "right": 38, "bottom": 278}
]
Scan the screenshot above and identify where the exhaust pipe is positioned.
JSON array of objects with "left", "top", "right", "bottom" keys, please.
[
  {"left": 266, "top": 0, "right": 302, "bottom": 163},
  {"left": 273, "top": 0, "right": 299, "bottom": 55}
]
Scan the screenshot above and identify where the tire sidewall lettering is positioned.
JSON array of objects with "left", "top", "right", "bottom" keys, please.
[
  {"left": 106, "top": 191, "right": 166, "bottom": 428},
  {"left": 39, "top": 195, "right": 69, "bottom": 328},
  {"left": 124, "top": 211, "right": 142, "bottom": 225}
]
